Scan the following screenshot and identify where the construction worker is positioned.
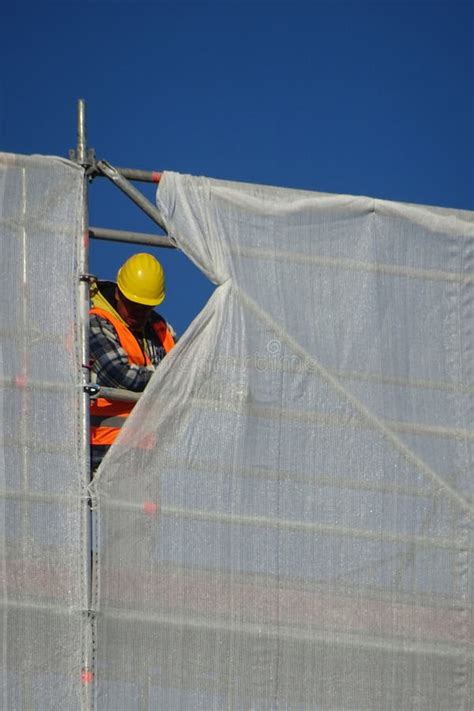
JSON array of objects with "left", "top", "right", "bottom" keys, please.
[{"left": 89, "top": 252, "right": 175, "bottom": 472}]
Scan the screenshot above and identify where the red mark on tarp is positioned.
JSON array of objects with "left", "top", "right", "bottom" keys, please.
[
  {"left": 138, "top": 433, "right": 156, "bottom": 450},
  {"left": 143, "top": 501, "right": 158, "bottom": 515},
  {"left": 14, "top": 374, "right": 27, "bottom": 388},
  {"left": 81, "top": 669, "right": 94, "bottom": 684},
  {"left": 152, "top": 171, "right": 162, "bottom": 183}
]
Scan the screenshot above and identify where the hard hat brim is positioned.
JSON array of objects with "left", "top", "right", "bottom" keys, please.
[{"left": 118, "top": 286, "right": 165, "bottom": 307}]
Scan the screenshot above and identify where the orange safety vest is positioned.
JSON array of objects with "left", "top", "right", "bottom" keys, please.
[{"left": 90, "top": 306, "right": 175, "bottom": 446}]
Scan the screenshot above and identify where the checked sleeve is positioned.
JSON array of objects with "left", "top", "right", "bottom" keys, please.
[{"left": 89, "top": 314, "right": 155, "bottom": 392}]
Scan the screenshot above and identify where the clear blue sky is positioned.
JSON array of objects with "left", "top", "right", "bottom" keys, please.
[{"left": 1, "top": 1, "right": 472, "bottom": 336}]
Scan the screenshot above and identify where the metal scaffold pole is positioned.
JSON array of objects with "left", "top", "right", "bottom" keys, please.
[
  {"left": 114, "top": 166, "right": 162, "bottom": 183},
  {"left": 89, "top": 226, "right": 174, "bottom": 249},
  {"left": 75, "top": 98, "right": 95, "bottom": 711},
  {"left": 71, "top": 101, "right": 173, "bottom": 707},
  {"left": 96, "top": 159, "right": 167, "bottom": 232},
  {"left": 77, "top": 100, "right": 87, "bottom": 166}
]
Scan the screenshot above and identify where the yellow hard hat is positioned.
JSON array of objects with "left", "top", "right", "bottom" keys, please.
[{"left": 116, "top": 253, "right": 166, "bottom": 306}]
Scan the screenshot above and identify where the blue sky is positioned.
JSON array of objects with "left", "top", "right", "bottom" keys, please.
[{"left": 1, "top": 1, "right": 473, "bottom": 335}]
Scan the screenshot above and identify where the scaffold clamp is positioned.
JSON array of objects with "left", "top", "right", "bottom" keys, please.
[
  {"left": 68, "top": 147, "right": 98, "bottom": 180},
  {"left": 79, "top": 273, "right": 97, "bottom": 283},
  {"left": 83, "top": 383, "right": 100, "bottom": 398}
]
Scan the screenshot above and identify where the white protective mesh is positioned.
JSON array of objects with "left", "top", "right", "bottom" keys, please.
[
  {"left": 0, "top": 154, "right": 86, "bottom": 709},
  {"left": 93, "top": 174, "right": 473, "bottom": 709}
]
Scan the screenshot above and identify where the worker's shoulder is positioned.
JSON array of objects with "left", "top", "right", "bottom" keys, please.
[
  {"left": 149, "top": 312, "right": 178, "bottom": 342},
  {"left": 90, "top": 311, "right": 118, "bottom": 335},
  {"left": 150, "top": 311, "right": 173, "bottom": 330}
]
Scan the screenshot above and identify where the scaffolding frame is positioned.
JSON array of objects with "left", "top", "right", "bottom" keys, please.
[
  {"left": 63, "top": 98, "right": 473, "bottom": 709},
  {"left": 71, "top": 98, "right": 180, "bottom": 707}
]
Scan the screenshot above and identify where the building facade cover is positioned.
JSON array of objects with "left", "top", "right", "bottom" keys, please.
[
  {"left": 92, "top": 173, "right": 474, "bottom": 709},
  {"left": 0, "top": 153, "right": 86, "bottom": 709}
]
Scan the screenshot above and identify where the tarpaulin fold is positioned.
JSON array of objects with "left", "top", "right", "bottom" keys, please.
[{"left": 95, "top": 172, "right": 473, "bottom": 709}]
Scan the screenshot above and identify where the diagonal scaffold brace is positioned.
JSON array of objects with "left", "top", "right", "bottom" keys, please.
[{"left": 96, "top": 159, "right": 168, "bottom": 234}]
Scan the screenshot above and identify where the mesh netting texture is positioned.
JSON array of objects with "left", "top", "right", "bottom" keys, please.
[
  {"left": 93, "top": 174, "right": 474, "bottom": 709},
  {"left": 0, "top": 154, "right": 86, "bottom": 709}
]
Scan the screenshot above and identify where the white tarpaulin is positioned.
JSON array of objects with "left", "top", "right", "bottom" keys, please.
[
  {"left": 93, "top": 173, "right": 473, "bottom": 709},
  {"left": 0, "top": 153, "right": 86, "bottom": 709}
]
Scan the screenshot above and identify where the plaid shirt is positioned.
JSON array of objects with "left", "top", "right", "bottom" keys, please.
[{"left": 90, "top": 313, "right": 171, "bottom": 392}]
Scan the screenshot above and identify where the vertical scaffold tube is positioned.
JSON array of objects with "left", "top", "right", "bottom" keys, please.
[
  {"left": 76, "top": 98, "right": 94, "bottom": 711},
  {"left": 77, "top": 99, "right": 87, "bottom": 166}
]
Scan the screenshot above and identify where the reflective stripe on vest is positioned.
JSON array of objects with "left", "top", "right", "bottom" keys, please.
[{"left": 90, "top": 307, "right": 175, "bottom": 446}]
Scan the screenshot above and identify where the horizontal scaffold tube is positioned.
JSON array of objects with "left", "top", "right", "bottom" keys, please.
[
  {"left": 96, "top": 386, "right": 140, "bottom": 403},
  {"left": 115, "top": 167, "right": 162, "bottom": 183},
  {"left": 89, "top": 226, "right": 175, "bottom": 249}
]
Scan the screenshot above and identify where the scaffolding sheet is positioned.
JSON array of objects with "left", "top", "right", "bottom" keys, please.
[
  {"left": 94, "top": 174, "right": 474, "bottom": 709},
  {"left": 0, "top": 154, "right": 85, "bottom": 709}
]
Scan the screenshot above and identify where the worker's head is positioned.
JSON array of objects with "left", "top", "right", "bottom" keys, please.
[{"left": 115, "top": 253, "right": 166, "bottom": 330}]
